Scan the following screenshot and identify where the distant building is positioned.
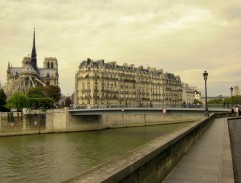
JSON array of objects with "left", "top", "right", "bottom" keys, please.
[
  {"left": 75, "top": 58, "right": 183, "bottom": 108},
  {"left": 182, "top": 83, "right": 195, "bottom": 106},
  {"left": 193, "top": 87, "right": 201, "bottom": 101},
  {"left": 164, "top": 73, "right": 183, "bottom": 107},
  {"left": 3, "top": 29, "right": 59, "bottom": 97},
  {"left": 233, "top": 85, "right": 240, "bottom": 96}
]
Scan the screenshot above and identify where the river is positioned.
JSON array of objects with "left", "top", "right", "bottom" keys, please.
[{"left": 0, "top": 123, "right": 191, "bottom": 183}]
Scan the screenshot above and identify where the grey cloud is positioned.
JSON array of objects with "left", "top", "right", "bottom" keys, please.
[
  {"left": 0, "top": 0, "right": 241, "bottom": 96},
  {"left": 221, "top": 2, "right": 241, "bottom": 21}
]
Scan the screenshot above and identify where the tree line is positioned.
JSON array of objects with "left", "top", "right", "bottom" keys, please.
[
  {"left": 0, "top": 86, "right": 61, "bottom": 111},
  {"left": 207, "top": 96, "right": 241, "bottom": 106}
]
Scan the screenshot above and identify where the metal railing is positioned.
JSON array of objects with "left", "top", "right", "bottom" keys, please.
[{"left": 71, "top": 104, "right": 232, "bottom": 110}]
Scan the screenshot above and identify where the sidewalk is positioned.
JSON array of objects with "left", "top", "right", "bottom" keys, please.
[{"left": 163, "top": 118, "right": 234, "bottom": 183}]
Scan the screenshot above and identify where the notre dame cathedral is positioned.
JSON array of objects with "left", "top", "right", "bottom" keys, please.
[{"left": 3, "top": 29, "right": 59, "bottom": 97}]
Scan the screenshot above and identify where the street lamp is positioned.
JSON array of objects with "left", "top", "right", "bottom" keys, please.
[
  {"left": 230, "top": 87, "right": 233, "bottom": 108},
  {"left": 203, "top": 71, "right": 209, "bottom": 117}
]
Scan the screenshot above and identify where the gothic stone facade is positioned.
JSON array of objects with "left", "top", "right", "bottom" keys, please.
[
  {"left": 75, "top": 58, "right": 182, "bottom": 108},
  {"left": 3, "top": 29, "right": 59, "bottom": 97}
]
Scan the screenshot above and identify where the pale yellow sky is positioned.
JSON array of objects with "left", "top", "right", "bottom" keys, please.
[{"left": 0, "top": 0, "right": 241, "bottom": 96}]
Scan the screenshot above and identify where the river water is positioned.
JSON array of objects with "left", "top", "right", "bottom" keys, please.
[{"left": 0, "top": 123, "right": 190, "bottom": 183}]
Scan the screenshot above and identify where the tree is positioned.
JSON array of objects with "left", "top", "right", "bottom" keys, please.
[
  {"left": 224, "top": 97, "right": 231, "bottom": 105},
  {"left": 194, "top": 99, "right": 202, "bottom": 104},
  {"left": 41, "top": 85, "right": 61, "bottom": 102},
  {"left": 27, "top": 87, "right": 44, "bottom": 98},
  {"left": 0, "top": 89, "right": 8, "bottom": 111},
  {"left": 207, "top": 98, "right": 224, "bottom": 104},
  {"left": 0, "top": 89, "right": 7, "bottom": 106},
  {"left": 230, "top": 96, "right": 241, "bottom": 105},
  {"left": 64, "top": 97, "right": 72, "bottom": 107},
  {"left": 28, "top": 98, "right": 55, "bottom": 109},
  {"left": 6, "top": 92, "right": 29, "bottom": 110}
]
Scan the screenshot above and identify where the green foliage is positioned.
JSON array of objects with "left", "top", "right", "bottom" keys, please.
[
  {"left": 28, "top": 85, "right": 62, "bottom": 106},
  {"left": 222, "top": 96, "right": 241, "bottom": 105},
  {"left": 230, "top": 96, "right": 241, "bottom": 105},
  {"left": 0, "top": 89, "right": 7, "bottom": 106},
  {"left": 41, "top": 85, "right": 61, "bottom": 102},
  {"left": 64, "top": 97, "right": 72, "bottom": 107},
  {"left": 28, "top": 98, "right": 55, "bottom": 109},
  {"left": 27, "top": 87, "right": 44, "bottom": 98},
  {"left": 224, "top": 97, "right": 231, "bottom": 104},
  {"left": 5, "top": 88, "right": 59, "bottom": 110},
  {"left": 6, "top": 92, "right": 29, "bottom": 109},
  {"left": 194, "top": 99, "right": 202, "bottom": 104},
  {"left": 207, "top": 96, "right": 241, "bottom": 106},
  {"left": 207, "top": 98, "right": 224, "bottom": 104}
]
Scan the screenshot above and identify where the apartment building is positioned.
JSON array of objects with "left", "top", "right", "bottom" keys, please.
[{"left": 75, "top": 58, "right": 182, "bottom": 108}]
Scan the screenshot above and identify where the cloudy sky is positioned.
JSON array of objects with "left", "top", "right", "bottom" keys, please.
[{"left": 1, "top": 0, "right": 241, "bottom": 96}]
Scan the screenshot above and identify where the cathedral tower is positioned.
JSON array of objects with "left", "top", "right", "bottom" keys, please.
[{"left": 3, "top": 28, "right": 59, "bottom": 97}]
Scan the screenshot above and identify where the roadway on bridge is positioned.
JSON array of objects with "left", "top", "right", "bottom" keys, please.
[{"left": 163, "top": 118, "right": 234, "bottom": 183}]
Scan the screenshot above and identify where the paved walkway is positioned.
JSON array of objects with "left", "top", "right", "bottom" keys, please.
[{"left": 163, "top": 118, "right": 234, "bottom": 183}]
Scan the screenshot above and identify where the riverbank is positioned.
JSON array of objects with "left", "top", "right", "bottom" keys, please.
[{"left": 0, "top": 108, "right": 203, "bottom": 137}]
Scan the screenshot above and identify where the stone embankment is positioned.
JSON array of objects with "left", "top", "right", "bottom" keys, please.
[
  {"left": 65, "top": 112, "right": 231, "bottom": 183},
  {"left": 0, "top": 108, "right": 203, "bottom": 136}
]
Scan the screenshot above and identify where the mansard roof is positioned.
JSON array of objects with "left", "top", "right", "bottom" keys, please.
[
  {"left": 165, "top": 72, "right": 181, "bottom": 81},
  {"left": 79, "top": 58, "right": 163, "bottom": 76}
]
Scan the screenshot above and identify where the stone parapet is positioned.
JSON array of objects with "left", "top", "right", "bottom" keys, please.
[
  {"left": 0, "top": 108, "right": 229, "bottom": 137},
  {"left": 65, "top": 112, "right": 231, "bottom": 183}
]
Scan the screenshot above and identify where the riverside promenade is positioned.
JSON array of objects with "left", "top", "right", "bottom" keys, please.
[{"left": 163, "top": 117, "right": 234, "bottom": 183}]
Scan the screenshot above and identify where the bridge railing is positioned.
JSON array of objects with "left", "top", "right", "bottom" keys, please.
[{"left": 71, "top": 104, "right": 231, "bottom": 110}]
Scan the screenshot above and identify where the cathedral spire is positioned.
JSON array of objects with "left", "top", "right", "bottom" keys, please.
[{"left": 31, "top": 27, "right": 38, "bottom": 70}]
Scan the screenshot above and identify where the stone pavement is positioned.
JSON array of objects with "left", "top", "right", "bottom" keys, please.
[{"left": 163, "top": 118, "right": 234, "bottom": 183}]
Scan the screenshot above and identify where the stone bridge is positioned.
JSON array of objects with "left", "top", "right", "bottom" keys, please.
[{"left": 0, "top": 107, "right": 230, "bottom": 136}]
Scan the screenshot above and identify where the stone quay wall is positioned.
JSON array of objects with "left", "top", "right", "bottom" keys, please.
[
  {"left": 66, "top": 112, "right": 231, "bottom": 183},
  {"left": 0, "top": 108, "right": 203, "bottom": 136},
  {"left": 0, "top": 109, "right": 67, "bottom": 136}
]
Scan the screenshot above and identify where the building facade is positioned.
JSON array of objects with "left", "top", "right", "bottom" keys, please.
[
  {"left": 75, "top": 58, "right": 183, "bottom": 108},
  {"left": 193, "top": 87, "right": 201, "bottom": 101},
  {"left": 3, "top": 29, "right": 59, "bottom": 97},
  {"left": 182, "top": 84, "right": 202, "bottom": 107},
  {"left": 233, "top": 85, "right": 240, "bottom": 96}
]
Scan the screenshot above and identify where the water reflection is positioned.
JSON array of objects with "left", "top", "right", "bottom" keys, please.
[{"left": 0, "top": 123, "right": 190, "bottom": 183}]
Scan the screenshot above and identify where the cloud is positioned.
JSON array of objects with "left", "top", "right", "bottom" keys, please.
[{"left": 0, "top": 0, "right": 240, "bottom": 97}]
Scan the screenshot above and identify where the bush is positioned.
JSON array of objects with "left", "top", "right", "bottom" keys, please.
[
  {"left": 6, "top": 92, "right": 29, "bottom": 110},
  {"left": 28, "top": 98, "right": 55, "bottom": 109}
]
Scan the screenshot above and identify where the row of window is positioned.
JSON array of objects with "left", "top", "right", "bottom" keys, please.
[{"left": 78, "top": 70, "right": 167, "bottom": 81}]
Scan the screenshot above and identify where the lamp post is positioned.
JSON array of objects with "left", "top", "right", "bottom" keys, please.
[
  {"left": 203, "top": 71, "right": 209, "bottom": 117},
  {"left": 230, "top": 87, "right": 233, "bottom": 108}
]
